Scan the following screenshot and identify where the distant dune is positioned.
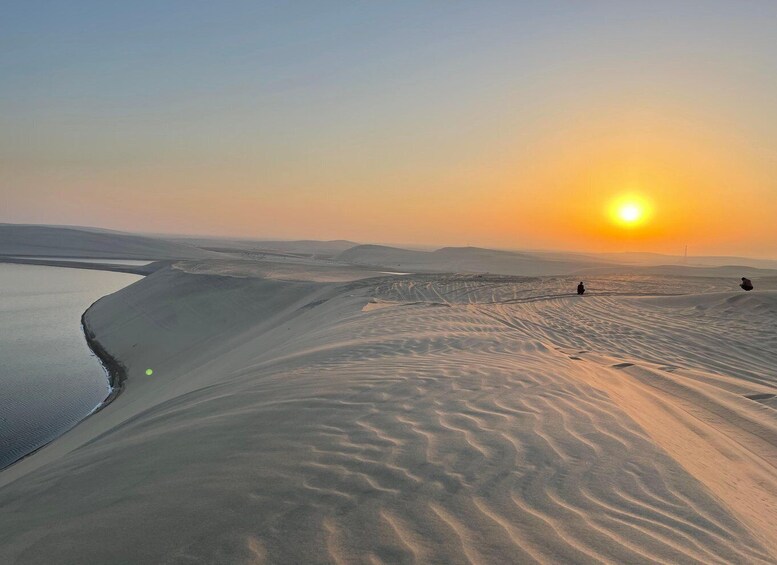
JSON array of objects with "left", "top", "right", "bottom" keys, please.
[
  {"left": 337, "top": 244, "right": 433, "bottom": 266},
  {"left": 0, "top": 224, "right": 218, "bottom": 260},
  {"left": 4, "top": 224, "right": 774, "bottom": 277},
  {"left": 337, "top": 244, "right": 777, "bottom": 279},
  {"left": 595, "top": 251, "right": 777, "bottom": 270},
  {"left": 577, "top": 262, "right": 777, "bottom": 278},
  {"left": 336, "top": 244, "right": 611, "bottom": 276},
  {"left": 171, "top": 236, "right": 359, "bottom": 258}
]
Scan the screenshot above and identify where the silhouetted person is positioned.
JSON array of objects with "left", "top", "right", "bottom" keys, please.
[
  {"left": 740, "top": 277, "right": 754, "bottom": 291},
  {"left": 577, "top": 281, "right": 586, "bottom": 295}
]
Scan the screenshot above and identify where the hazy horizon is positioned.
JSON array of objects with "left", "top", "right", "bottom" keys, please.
[
  {"left": 7, "top": 220, "right": 777, "bottom": 263},
  {"left": 3, "top": 2, "right": 777, "bottom": 257}
]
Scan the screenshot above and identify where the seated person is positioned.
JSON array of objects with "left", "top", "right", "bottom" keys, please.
[{"left": 740, "top": 277, "right": 754, "bottom": 291}]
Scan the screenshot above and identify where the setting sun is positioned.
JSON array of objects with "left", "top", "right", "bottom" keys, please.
[
  {"left": 619, "top": 203, "right": 642, "bottom": 223},
  {"left": 609, "top": 195, "right": 652, "bottom": 229}
]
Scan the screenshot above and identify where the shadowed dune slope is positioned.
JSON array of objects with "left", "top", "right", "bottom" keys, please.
[
  {"left": 1, "top": 270, "right": 775, "bottom": 563},
  {"left": 0, "top": 224, "right": 218, "bottom": 260}
]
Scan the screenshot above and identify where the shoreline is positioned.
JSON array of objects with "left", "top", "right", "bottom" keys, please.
[
  {"left": 0, "top": 280, "right": 134, "bottom": 473},
  {"left": 81, "top": 298, "right": 128, "bottom": 413},
  {"left": 0, "top": 255, "right": 160, "bottom": 276}
]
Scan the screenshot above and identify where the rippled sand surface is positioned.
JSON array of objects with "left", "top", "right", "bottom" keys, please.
[{"left": 1, "top": 265, "right": 775, "bottom": 563}]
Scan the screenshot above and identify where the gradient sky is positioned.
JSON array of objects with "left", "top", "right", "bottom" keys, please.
[{"left": 2, "top": 1, "right": 776, "bottom": 256}]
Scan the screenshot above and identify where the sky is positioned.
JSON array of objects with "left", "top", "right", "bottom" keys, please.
[{"left": 2, "top": 1, "right": 776, "bottom": 257}]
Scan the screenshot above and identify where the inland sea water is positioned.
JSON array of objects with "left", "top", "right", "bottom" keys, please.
[{"left": 0, "top": 263, "right": 140, "bottom": 469}]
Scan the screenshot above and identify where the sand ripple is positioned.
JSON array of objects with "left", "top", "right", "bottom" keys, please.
[{"left": 1, "top": 270, "right": 775, "bottom": 563}]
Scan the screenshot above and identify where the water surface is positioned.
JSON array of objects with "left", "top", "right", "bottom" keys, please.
[{"left": 0, "top": 263, "right": 140, "bottom": 469}]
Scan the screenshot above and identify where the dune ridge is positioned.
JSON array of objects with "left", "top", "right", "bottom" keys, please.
[
  {"left": 0, "top": 266, "right": 775, "bottom": 563},
  {"left": 0, "top": 224, "right": 218, "bottom": 260},
  {"left": 336, "top": 244, "right": 777, "bottom": 279}
]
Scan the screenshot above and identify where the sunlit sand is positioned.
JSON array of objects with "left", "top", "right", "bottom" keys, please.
[{"left": 1, "top": 233, "right": 775, "bottom": 563}]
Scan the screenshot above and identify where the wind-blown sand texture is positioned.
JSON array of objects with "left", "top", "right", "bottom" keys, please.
[{"left": 1, "top": 262, "right": 776, "bottom": 564}]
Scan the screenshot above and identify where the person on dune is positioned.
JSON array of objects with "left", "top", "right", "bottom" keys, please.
[
  {"left": 577, "top": 281, "right": 586, "bottom": 295},
  {"left": 740, "top": 277, "right": 754, "bottom": 291}
]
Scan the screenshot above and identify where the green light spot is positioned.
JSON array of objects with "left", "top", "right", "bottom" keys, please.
[{"left": 145, "top": 368, "right": 154, "bottom": 376}]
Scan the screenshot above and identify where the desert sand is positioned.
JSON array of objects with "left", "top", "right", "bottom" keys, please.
[
  {"left": 0, "top": 224, "right": 217, "bottom": 260},
  {"left": 1, "top": 244, "right": 776, "bottom": 563}
]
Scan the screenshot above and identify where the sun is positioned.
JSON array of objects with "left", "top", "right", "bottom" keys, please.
[
  {"left": 618, "top": 203, "right": 642, "bottom": 223},
  {"left": 609, "top": 194, "right": 651, "bottom": 228}
]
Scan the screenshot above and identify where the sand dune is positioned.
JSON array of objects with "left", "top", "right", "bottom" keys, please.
[
  {"left": 577, "top": 263, "right": 777, "bottom": 278},
  {"left": 591, "top": 251, "right": 777, "bottom": 270},
  {"left": 0, "top": 224, "right": 218, "bottom": 260},
  {"left": 1, "top": 264, "right": 775, "bottom": 563},
  {"left": 336, "top": 245, "right": 608, "bottom": 276},
  {"left": 337, "top": 244, "right": 777, "bottom": 279},
  {"left": 172, "top": 237, "right": 360, "bottom": 258},
  {"left": 5, "top": 223, "right": 773, "bottom": 279}
]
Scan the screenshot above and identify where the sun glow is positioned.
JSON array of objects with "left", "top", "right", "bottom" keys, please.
[
  {"left": 619, "top": 203, "right": 642, "bottom": 223},
  {"left": 609, "top": 195, "right": 652, "bottom": 228}
]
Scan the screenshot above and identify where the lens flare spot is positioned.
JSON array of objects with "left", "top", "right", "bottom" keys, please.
[{"left": 145, "top": 368, "right": 154, "bottom": 376}]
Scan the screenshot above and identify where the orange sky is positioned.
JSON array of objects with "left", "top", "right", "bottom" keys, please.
[{"left": 2, "top": 3, "right": 776, "bottom": 257}]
